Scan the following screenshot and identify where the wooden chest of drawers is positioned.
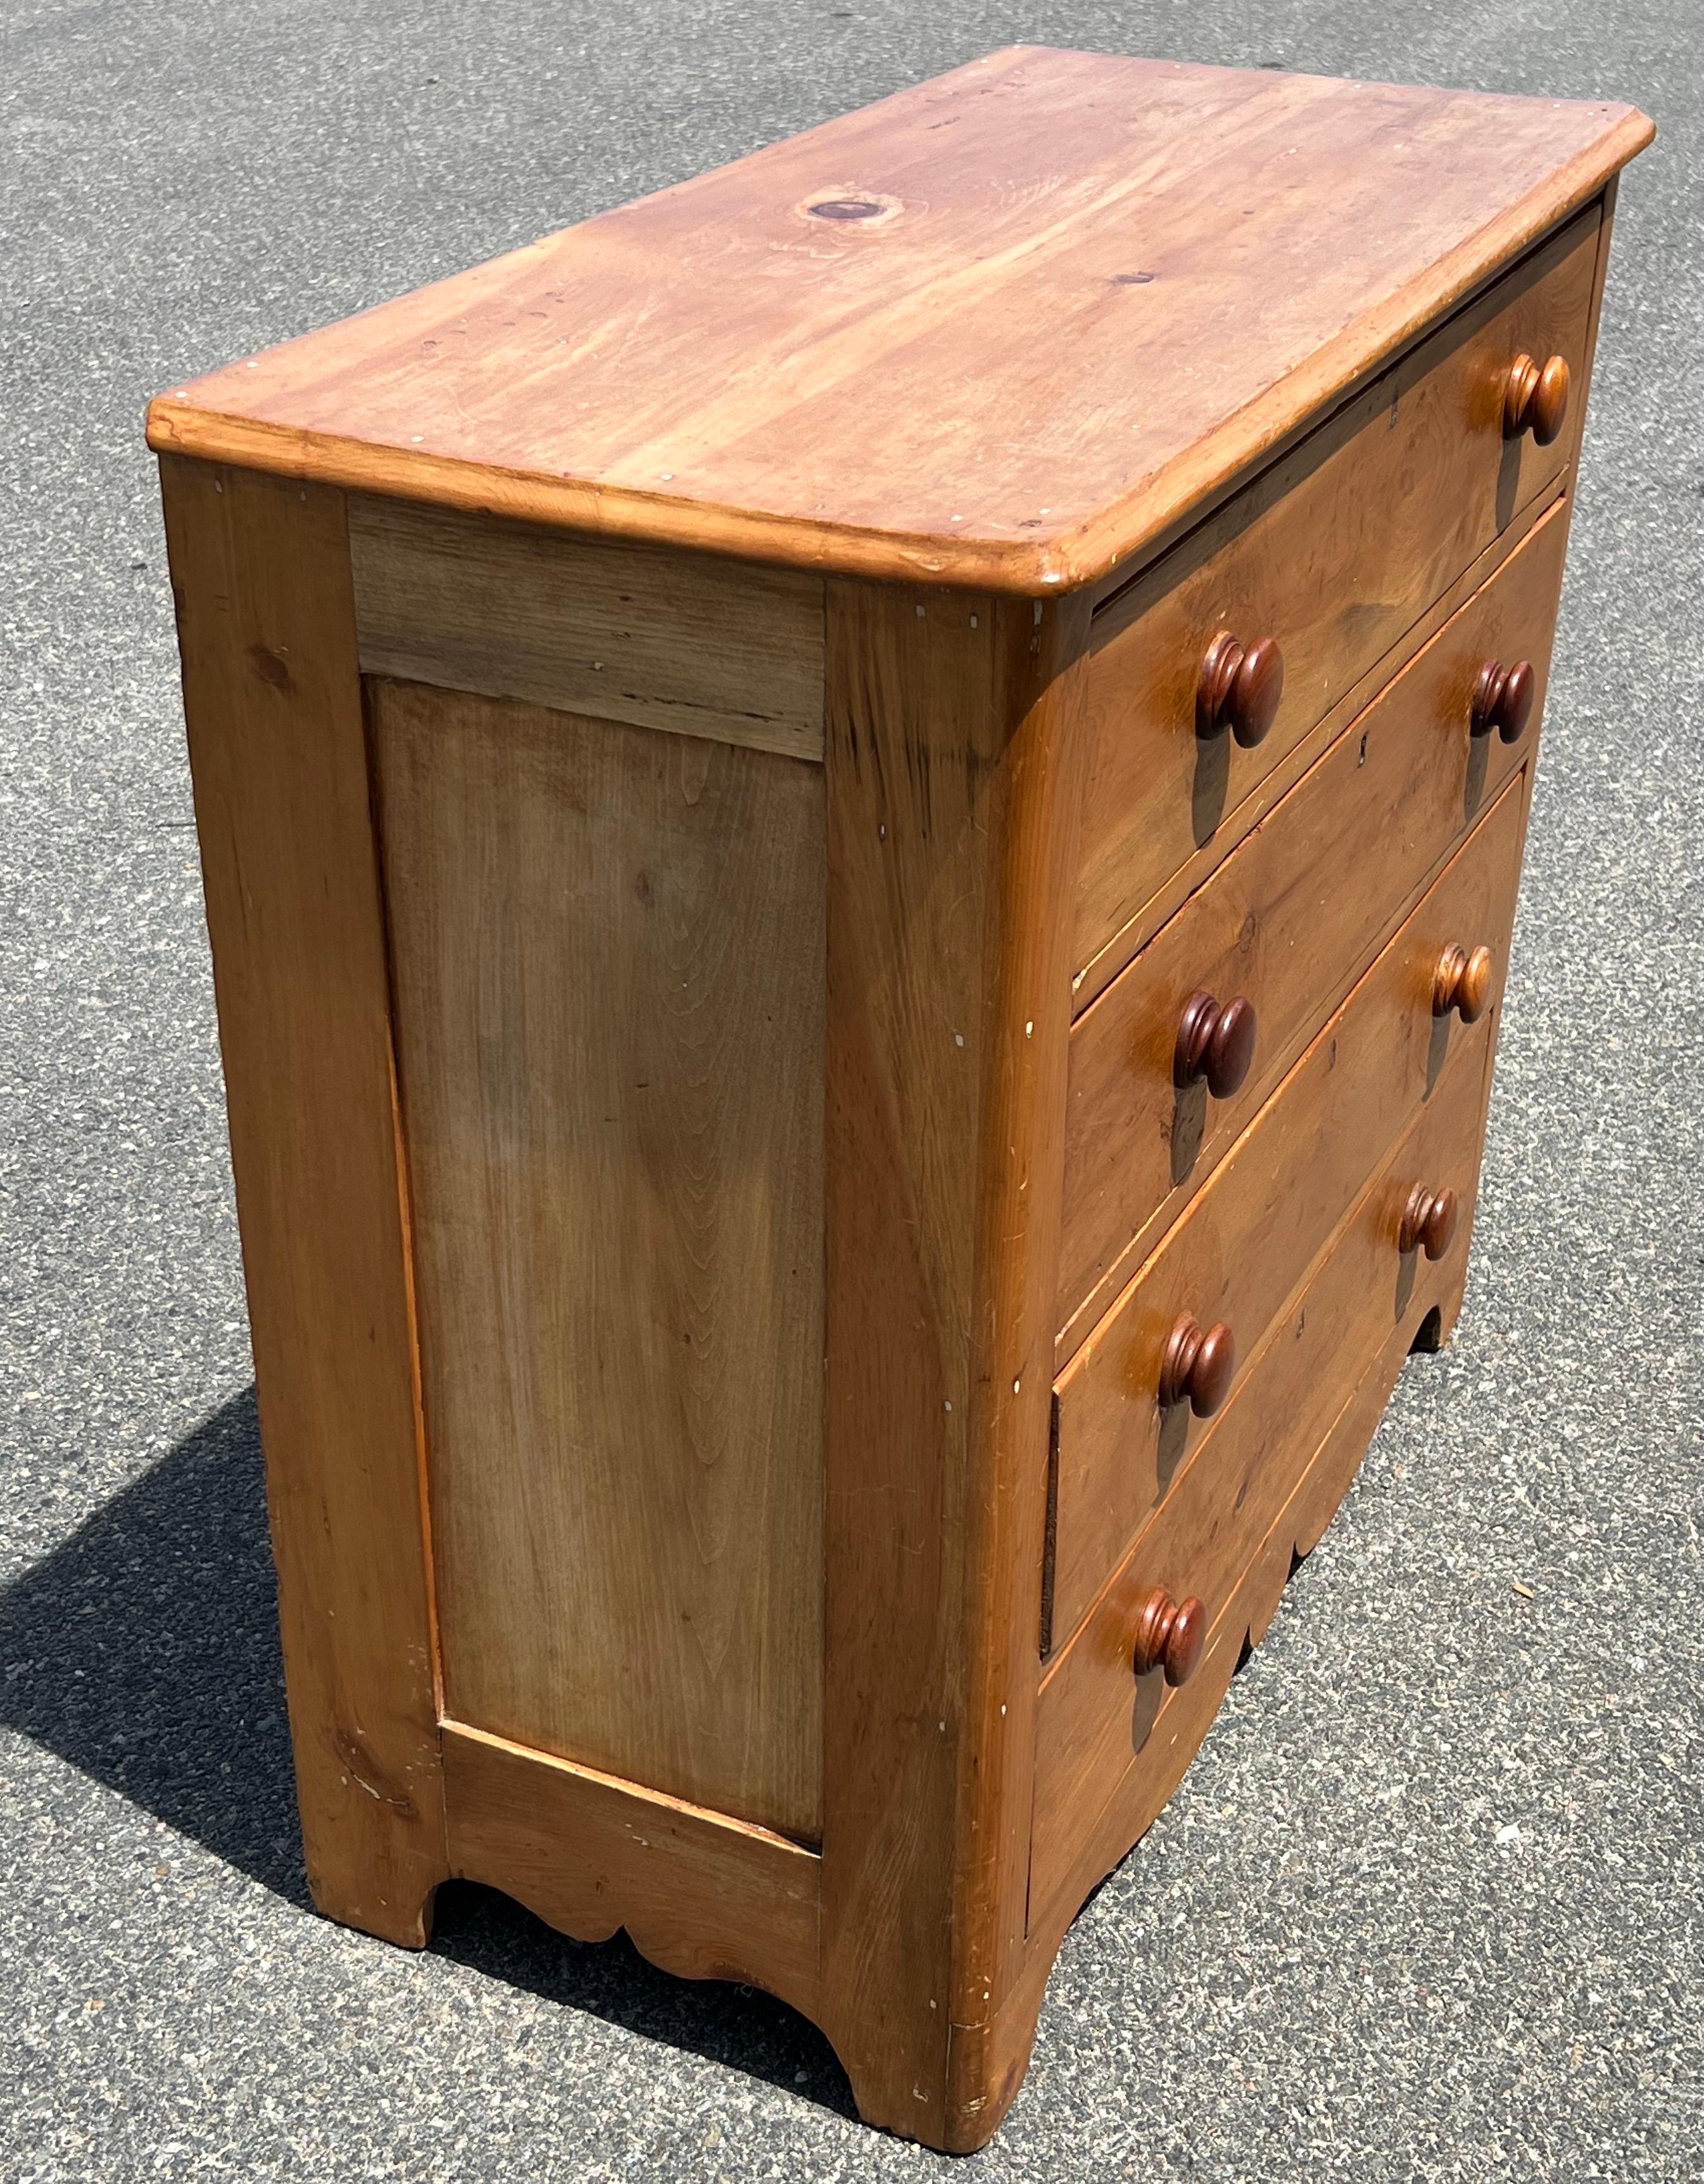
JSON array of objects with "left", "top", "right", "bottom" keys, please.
[{"left": 148, "top": 49, "right": 1650, "bottom": 2151}]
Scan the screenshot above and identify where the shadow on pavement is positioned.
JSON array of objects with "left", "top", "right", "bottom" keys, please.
[
  {"left": 430, "top": 1883, "right": 854, "bottom": 2117},
  {"left": 0, "top": 1387, "right": 304, "bottom": 1900},
  {"left": 0, "top": 1387, "right": 852, "bottom": 2115}
]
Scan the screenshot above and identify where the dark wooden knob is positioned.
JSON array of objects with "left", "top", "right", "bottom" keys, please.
[
  {"left": 1132, "top": 1588, "right": 1208, "bottom": 1686},
  {"left": 1197, "top": 631, "right": 1284, "bottom": 747},
  {"left": 1158, "top": 1314, "right": 1236, "bottom": 1417},
  {"left": 1399, "top": 1182, "right": 1459, "bottom": 1261},
  {"left": 1174, "top": 990, "right": 1258, "bottom": 1098},
  {"left": 1432, "top": 942, "right": 1494, "bottom": 1024},
  {"left": 1470, "top": 657, "right": 1536, "bottom": 744},
  {"left": 1503, "top": 352, "right": 1570, "bottom": 446}
]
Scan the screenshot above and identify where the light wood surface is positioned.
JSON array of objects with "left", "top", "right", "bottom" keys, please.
[
  {"left": 1073, "top": 206, "right": 1598, "bottom": 979},
  {"left": 1033, "top": 1029, "right": 1493, "bottom": 1909},
  {"left": 349, "top": 496, "right": 827, "bottom": 760},
  {"left": 148, "top": 60, "right": 1650, "bottom": 2156},
  {"left": 1049, "top": 773, "right": 1528, "bottom": 1649},
  {"left": 818, "top": 579, "right": 1094, "bottom": 2145},
  {"left": 157, "top": 456, "right": 448, "bottom": 1942},
  {"left": 441, "top": 1720, "right": 821, "bottom": 2020},
  {"left": 1069, "top": 472, "right": 1568, "bottom": 1014},
  {"left": 1058, "top": 496, "right": 1569, "bottom": 1354},
  {"left": 1564, "top": 176, "right": 1622, "bottom": 485},
  {"left": 371, "top": 678, "right": 827, "bottom": 1843},
  {"left": 145, "top": 51, "right": 1648, "bottom": 593},
  {"left": 1030, "top": 1173, "right": 1483, "bottom": 1946}
]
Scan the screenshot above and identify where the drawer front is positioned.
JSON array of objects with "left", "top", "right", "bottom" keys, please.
[
  {"left": 1048, "top": 771, "right": 1527, "bottom": 1650},
  {"left": 1057, "top": 493, "right": 1568, "bottom": 1356},
  {"left": 1074, "top": 203, "right": 1598, "bottom": 992},
  {"left": 1032, "top": 1028, "right": 1493, "bottom": 1919}
]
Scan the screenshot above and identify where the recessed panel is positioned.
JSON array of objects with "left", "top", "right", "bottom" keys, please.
[{"left": 372, "top": 678, "right": 826, "bottom": 1842}]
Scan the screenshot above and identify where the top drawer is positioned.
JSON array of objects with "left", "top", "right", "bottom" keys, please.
[{"left": 1073, "top": 203, "right": 1600, "bottom": 997}]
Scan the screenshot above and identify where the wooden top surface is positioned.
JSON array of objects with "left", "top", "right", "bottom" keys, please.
[{"left": 146, "top": 47, "right": 1651, "bottom": 594}]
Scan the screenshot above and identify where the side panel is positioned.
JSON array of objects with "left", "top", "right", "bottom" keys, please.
[
  {"left": 441, "top": 1720, "right": 822, "bottom": 2021},
  {"left": 158, "top": 455, "right": 446, "bottom": 1941},
  {"left": 818, "top": 582, "right": 1092, "bottom": 2148},
  {"left": 370, "top": 679, "right": 827, "bottom": 1844},
  {"left": 348, "top": 496, "right": 828, "bottom": 760}
]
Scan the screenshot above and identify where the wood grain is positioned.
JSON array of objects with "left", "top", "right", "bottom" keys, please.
[
  {"left": 1070, "top": 474, "right": 1568, "bottom": 1013},
  {"left": 1074, "top": 206, "right": 1598, "bottom": 980},
  {"left": 145, "top": 51, "right": 1650, "bottom": 593},
  {"left": 1033, "top": 1028, "right": 1494, "bottom": 1907},
  {"left": 819, "top": 579, "right": 1093, "bottom": 2146},
  {"left": 1049, "top": 771, "right": 1529, "bottom": 1649},
  {"left": 157, "top": 455, "right": 447, "bottom": 1943},
  {"left": 1565, "top": 175, "right": 1622, "bottom": 485},
  {"left": 1058, "top": 495, "right": 1569, "bottom": 1355},
  {"left": 370, "top": 679, "right": 827, "bottom": 1843},
  {"left": 441, "top": 1719, "right": 821, "bottom": 2020},
  {"left": 144, "top": 79, "right": 1653, "bottom": 2156},
  {"left": 349, "top": 495, "right": 827, "bottom": 760},
  {"left": 1029, "top": 1180, "right": 1484, "bottom": 1950}
]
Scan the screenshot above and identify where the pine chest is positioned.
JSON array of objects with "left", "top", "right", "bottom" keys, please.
[{"left": 149, "top": 49, "right": 1651, "bottom": 2150}]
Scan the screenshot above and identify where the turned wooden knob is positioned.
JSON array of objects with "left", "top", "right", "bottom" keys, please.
[
  {"left": 1131, "top": 1588, "right": 1208, "bottom": 1686},
  {"left": 1432, "top": 942, "right": 1494, "bottom": 1023},
  {"left": 1470, "top": 657, "right": 1537, "bottom": 744},
  {"left": 1197, "top": 631, "right": 1284, "bottom": 747},
  {"left": 1399, "top": 1182, "right": 1459, "bottom": 1261},
  {"left": 1503, "top": 352, "right": 1570, "bottom": 445},
  {"left": 1174, "top": 990, "right": 1258, "bottom": 1097},
  {"left": 1158, "top": 1314, "right": 1236, "bottom": 1416}
]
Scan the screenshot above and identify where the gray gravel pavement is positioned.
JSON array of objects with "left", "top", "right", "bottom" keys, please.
[{"left": 2, "top": 2, "right": 1700, "bottom": 2178}]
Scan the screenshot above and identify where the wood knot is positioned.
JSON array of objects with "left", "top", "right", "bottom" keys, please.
[{"left": 797, "top": 189, "right": 902, "bottom": 229}]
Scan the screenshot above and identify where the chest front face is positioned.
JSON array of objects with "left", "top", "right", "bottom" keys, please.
[{"left": 150, "top": 47, "right": 1649, "bottom": 2154}]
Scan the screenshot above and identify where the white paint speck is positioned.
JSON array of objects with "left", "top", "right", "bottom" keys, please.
[
  {"left": 1013, "top": 1379, "right": 1021, "bottom": 1394},
  {"left": 944, "top": 1400, "right": 953, "bottom": 1413},
  {"left": 916, "top": 603, "right": 926, "bottom": 618},
  {"left": 659, "top": 471, "right": 674, "bottom": 480},
  {"left": 1025, "top": 1019, "right": 1034, "bottom": 1037},
  {"left": 954, "top": 1033, "right": 964, "bottom": 1047}
]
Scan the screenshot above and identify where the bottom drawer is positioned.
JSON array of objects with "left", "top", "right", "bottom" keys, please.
[{"left": 1029, "top": 1019, "right": 1496, "bottom": 1927}]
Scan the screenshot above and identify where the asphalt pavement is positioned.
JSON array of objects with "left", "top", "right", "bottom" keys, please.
[{"left": 1, "top": 1, "right": 1700, "bottom": 2177}]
